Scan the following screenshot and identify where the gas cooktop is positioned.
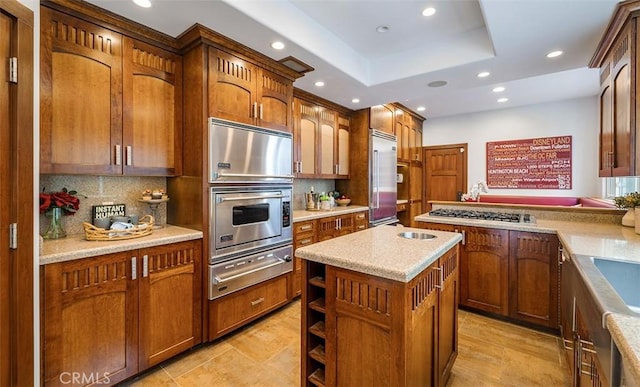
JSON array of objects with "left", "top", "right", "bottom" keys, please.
[{"left": 428, "top": 209, "right": 535, "bottom": 224}]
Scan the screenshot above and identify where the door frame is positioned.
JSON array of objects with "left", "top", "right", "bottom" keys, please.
[
  {"left": 1, "top": 1, "right": 34, "bottom": 385},
  {"left": 422, "top": 143, "right": 468, "bottom": 208}
]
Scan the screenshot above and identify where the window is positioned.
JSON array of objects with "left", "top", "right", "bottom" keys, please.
[{"left": 602, "top": 177, "right": 640, "bottom": 199}]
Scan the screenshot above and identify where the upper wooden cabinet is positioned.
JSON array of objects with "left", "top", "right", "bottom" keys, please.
[
  {"left": 590, "top": 2, "right": 640, "bottom": 177},
  {"left": 208, "top": 48, "right": 293, "bottom": 132},
  {"left": 40, "top": 6, "right": 182, "bottom": 176},
  {"left": 292, "top": 89, "right": 352, "bottom": 179},
  {"left": 370, "top": 104, "right": 395, "bottom": 135}
]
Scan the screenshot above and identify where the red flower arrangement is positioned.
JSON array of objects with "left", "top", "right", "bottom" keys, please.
[{"left": 39, "top": 188, "right": 80, "bottom": 215}]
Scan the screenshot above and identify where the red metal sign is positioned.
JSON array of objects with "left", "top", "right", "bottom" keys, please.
[{"left": 486, "top": 136, "right": 572, "bottom": 189}]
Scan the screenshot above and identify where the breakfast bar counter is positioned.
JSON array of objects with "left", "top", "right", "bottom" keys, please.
[{"left": 296, "top": 225, "right": 462, "bottom": 386}]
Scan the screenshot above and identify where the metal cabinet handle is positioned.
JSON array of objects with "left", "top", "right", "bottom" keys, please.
[
  {"left": 259, "top": 103, "right": 263, "bottom": 120},
  {"left": 142, "top": 254, "right": 148, "bottom": 278},
  {"left": 115, "top": 145, "right": 122, "bottom": 166},
  {"left": 300, "top": 224, "right": 312, "bottom": 231},
  {"left": 252, "top": 102, "right": 258, "bottom": 118},
  {"left": 299, "top": 238, "right": 312, "bottom": 245},
  {"left": 434, "top": 266, "right": 444, "bottom": 291},
  {"left": 131, "top": 257, "right": 137, "bottom": 280},
  {"left": 126, "top": 145, "right": 133, "bottom": 166},
  {"left": 219, "top": 194, "right": 285, "bottom": 202},
  {"left": 251, "top": 297, "right": 265, "bottom": 306},
  {"left": 461, "top": 230, "right": 466, "bottom": 245}
]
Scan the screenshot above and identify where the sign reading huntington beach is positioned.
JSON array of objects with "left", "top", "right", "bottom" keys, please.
[{"left": 486, "top": 136, "right": 572, "bottom": 189}]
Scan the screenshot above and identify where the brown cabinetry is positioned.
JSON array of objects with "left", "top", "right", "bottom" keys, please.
[
  {"left": 369, "top": 104, "right": 395, "bottom": 135},
  {"left": 208, "top": 48, "right": 293, "bottom": 132},
  {"left": 293, "top": 90, "right": 351, "bottom": 178},
  {"left": 591, "top": 3, "right": 640, "bottom": 176},
  {"left": 291, "top": 211, "right": 368, "bottom": 296},
  {"left": 208, "top": 275, "right": 290, "bottom": 340},
  {"left": 42, "top": 240, "right": 202, "bottom": 386},
  {"left": 301, "top": 244, "right": 459, "bottom": 386},
  {"left": 40, "top": 7, "right": 182, "bottom": 176},
  {"left": 419, "top": 222, "right": 559, "bottom": 329}
]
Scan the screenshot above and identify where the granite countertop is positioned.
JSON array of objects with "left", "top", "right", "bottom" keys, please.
[
  {"left": 40, "top": 225, "right": 203, "bottom": 265},
  {"left": 415, "top": 212, "right": 640, "bottom": 381},
  {"left": 293, "top": 205, "right": 368, "bottom": 222},
  {"left": 295, "top": 225, "right": 462, "bottom": 282}
]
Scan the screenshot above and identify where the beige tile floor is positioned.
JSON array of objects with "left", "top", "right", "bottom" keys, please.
[{"left": 122, "top": 300, "right": 570, "bottom": 386}]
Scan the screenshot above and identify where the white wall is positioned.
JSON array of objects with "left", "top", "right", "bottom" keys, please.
[{"left": 423, "top": 96, "right": 600, "bottom": 197}]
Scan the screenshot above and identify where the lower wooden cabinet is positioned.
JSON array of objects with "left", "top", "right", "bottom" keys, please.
[
  {"left": 418, "top": 222, "right": 560, "bottom": 329},
  {"left": 42, "top": 240, "right": 202, "bottom": 386},
  {"left": 292, "top": 210, "right": 368, "bottom": 297},
  {"left": 301, "top": 244, "right": 459, "bottom": 387},
  {"left": 208, "top": 274, "right": 290, "bottom": 340}
]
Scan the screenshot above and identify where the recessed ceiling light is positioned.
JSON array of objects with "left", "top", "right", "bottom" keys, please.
[
  {"left": 497, "top": 97, "right": 509, "bottom": 103},
  {"left": 314, "top": 81, "right": 325, "bottom": 87},
  {"left": 546, "top": 50, "right": 563, "bottom": 58},
  {"left": 351, "top": 98, "right": 360, "bottom": 104},
  {"left": 477, "top": 71, "right": 490, "bottom": 78},
  {"left": 422, "top": 7, "right": 436, "bottom": 17},
  {"left": 376, "top": 25, "right": 390, "bottom": 33},
  {"left": 132, "top": 0, "right": 151, "bottom": 8},
  {"left": 417, "top": 106, "right": 426, "bottom": 112},
  {"left": 492, "top": 86, "right": 505, "bottom": 93},
  {"left": 271, "top": 41, "right": 285, "bottom": 50},
  {"left": 428, "top": 80, "right": 447, "bottom": 88}
]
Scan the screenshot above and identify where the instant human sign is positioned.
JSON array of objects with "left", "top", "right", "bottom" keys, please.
[{"left": 486, "top": 136, "right": 572, "bottom": 189}]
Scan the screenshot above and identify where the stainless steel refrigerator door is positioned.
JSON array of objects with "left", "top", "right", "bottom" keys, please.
[{"left": 369, "top": 131, "right": 398, "bottom": 225}]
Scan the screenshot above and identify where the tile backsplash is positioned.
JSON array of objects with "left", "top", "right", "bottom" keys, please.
[
  {"left": 39, "top": 175, "right": 167, "bottom": 236},
  {"left": 292, "top": 179, "right": 335, "bottom": 210}
]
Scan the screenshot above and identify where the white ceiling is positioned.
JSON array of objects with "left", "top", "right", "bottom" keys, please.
[{"left": 86, "top": 0, "right": 620, "bottom": 118}]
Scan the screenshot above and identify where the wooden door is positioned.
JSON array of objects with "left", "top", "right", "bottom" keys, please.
[
  {"left": 438, "top": 247, "right": 459, "bottom": 386},
  {"left": 599, "top": 59, "right": 614, "bottom": 177},
  {"left": 318, "top": 108, "right": 337, "bottom": 177},
  {"left": 256, "top": 68, "right": 292, "bottom": 132},
  {"left": 1, "top": 3, "right": 33, "bottom": 384},
  {"left": 337, "top": 114, "right": 350, "bottom": 177},
  {"left": 509, "top": 231, "right": 559, "bottom": 328},
  {"left": 370, "top": 104, "right": 394, "bottom": 135},
  {"left": 208, "top": 48, "right": 256, "bottom": 125},
  {"left": 122, "top": 37, "right": 182, "bottom": 176},
  {"left": 43, "top": 252, "right": 139, "bottom": 386},
  {"left": 610, "top": 25, "right": 633, "bottom": 177},
  {"left": 460, "top": 227, "right": 509, "bottom": 315},
  {"left": 294, "top": 98, "right": 318, "bottom": 177},
  {"left": 408, "top": 162, "right": 423, "bottom": 226},
  {"left": 40, "top": 8, "right": 123, "bottom": 175},
  {"left": 411, "top": 117, "right": 423, "bottom": 162},
  {"left": 138, "top": 240, "right": 201, "bottom": 370},
  {"left": 0, "top": 12, "right": 10, "bottom": 385},
  {"left": 423, "top": 144, "right": 467, "bottom": 211}
]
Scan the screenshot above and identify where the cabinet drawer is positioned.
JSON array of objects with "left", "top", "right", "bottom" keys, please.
[
  {"left": 354, "top": 211, "right": 367, "bottom": 221},
  {"left": 295, "top": 232, "right": 316, "bottom": 247},
  {"left": 397, "top": 203, "right": 407, "bottom": 212},
  {"left": 209, "top": 275, "right": 289, "bottom": 340},
  {"left": 294, "top": 220, "right": 316, "bottom": 234}
]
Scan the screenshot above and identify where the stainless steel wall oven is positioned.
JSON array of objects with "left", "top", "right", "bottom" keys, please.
[{"left": 207, "top": 118, "right": 293, "bottom": 300}]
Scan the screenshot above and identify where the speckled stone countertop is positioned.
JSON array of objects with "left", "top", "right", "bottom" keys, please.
[
  {"left": 40, "top": 225, "right": 203, "bottom": 265},
  {"left": 295, "top": 225, "right": 462, "bottom": 282},
  {"left": 416, "top": 209, "right": 640, "bottom": 381},
  {"left": 293, "top": 205, "right": 368, "bottom": 222}
]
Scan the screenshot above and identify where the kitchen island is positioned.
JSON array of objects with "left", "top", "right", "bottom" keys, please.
[{"left": 295, "top": 225, "right": 462, "bottom": 387}]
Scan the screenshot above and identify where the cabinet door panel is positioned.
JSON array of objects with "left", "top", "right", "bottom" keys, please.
[
  {"left": 337, "top": 120, "right": 350, "bottom": 176},
  {"left": 320, "top": 123, "right": 336, "bottom": 175},
  {"left": 460, "top": 227, "right": 509, "bottom": 315},
  {"left": 438, "top": 248, "right": 459, "bottom": 385},
  {"left": 43, "top": 252, "right": 137, "bottom": 386},
  {"left": 40, "top": 8, "right": 123, "bottom": 175},
  {"left": 138, "top": 240, "right": 201, "bottom": 370},
  {"left": 613, "top": 63, "right": 631, "bottom": 176},
  {"left": 208, "top": 49, "right": 255, "bottom": 125},
  {"left": 370, "top": 104, "right": 394, "bottom": 135},
  {"left": 509, "top": 231, "right": 558, "bottom": 328},
  {"left": 123, "top": 37, "right": 182, "bottom": 176},
  {"left": 258, "top": 69, "right": 292, "bottom": 132},
  {"left": 599, "top": 82, "right": 613, "bottom": 176}
]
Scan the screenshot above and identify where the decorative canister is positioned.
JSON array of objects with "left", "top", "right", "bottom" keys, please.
[{"left": 622, "top": 208, "right": 635, "bottom": 227}]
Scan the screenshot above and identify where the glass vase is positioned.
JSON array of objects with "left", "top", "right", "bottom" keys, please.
[{"left": 43, "top": 207, "right": 67, "bottom": 239}]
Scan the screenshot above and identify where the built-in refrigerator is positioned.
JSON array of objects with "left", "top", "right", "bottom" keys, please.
[{"left": 369, "top": 129, "right": 398, "bottom": 226}]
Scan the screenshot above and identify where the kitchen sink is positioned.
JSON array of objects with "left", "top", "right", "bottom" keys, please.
[
  {"left": 592, "top": 257, "right": 640, "bottom": 313},
  {"left": 573, "top": 254, "right": 640, "bottom": 319},
  {"left": 397, "top": 232, "right": 437, "bottom": 240}
]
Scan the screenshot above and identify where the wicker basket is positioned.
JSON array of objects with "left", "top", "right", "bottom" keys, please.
[{"left": 83, "top": 215, "right": 154, "bottom": 241}]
